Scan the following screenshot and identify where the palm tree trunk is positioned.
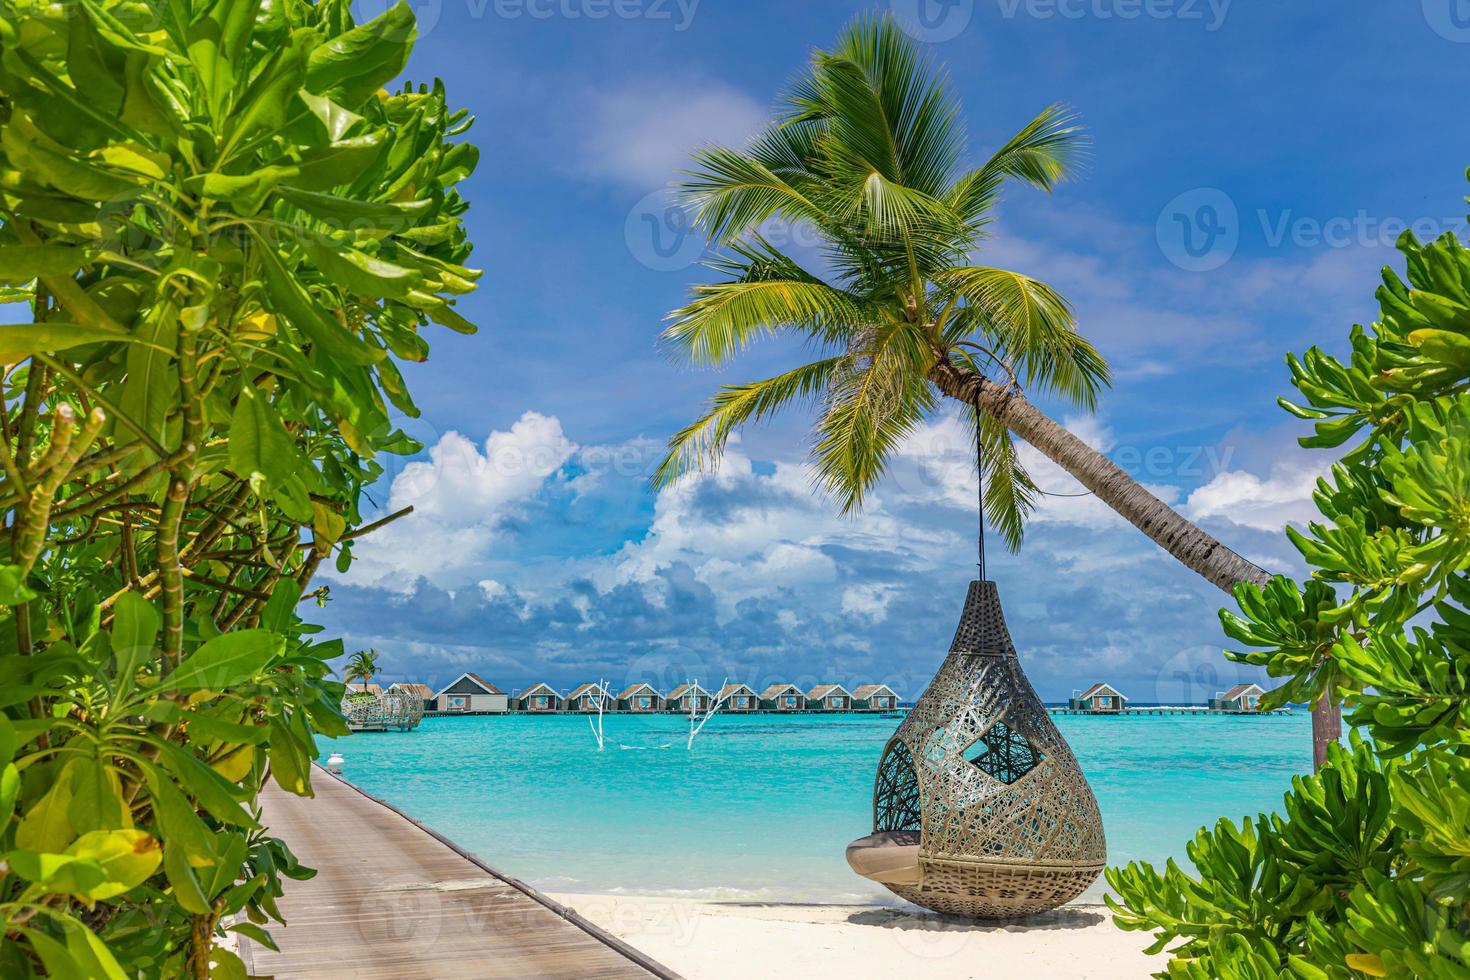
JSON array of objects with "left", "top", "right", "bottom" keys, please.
[{"left": 929, "top": 359, "right": 1341, "bottom": 768}]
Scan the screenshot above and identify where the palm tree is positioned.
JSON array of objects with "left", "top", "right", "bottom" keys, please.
[
  {"left": 654, "top": 16, "right": 1339, "bottom": 766},
  {"left": 344, "top": 649, "right": 380, "bottom": 695}
]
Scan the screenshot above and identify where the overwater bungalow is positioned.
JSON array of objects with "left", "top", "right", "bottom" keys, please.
[
  {"left": 760, "top": 683, "right": 806, "bottom": 711},
  {"left": 719, "top": 683, "right": 760, "bottom": 711},
  {"left": 666, "top": 682, "right": 713, "bottom": 713},
  {"left": 852, "top": 684, "right": 899, "bottom": 711},
  {"left": 806, "top": 684, "right": 853, "bottom": 711},
  {"left": 433, "top": 673, "right": 509, "bottom": 714},
  {"left": 351, "top": 682, "right": 384, "bottom": 697},
  {"left": 617, "top": 683, "right": 665, "bottom": 713},
  {"left": 1069, "top": 682, "right": 1127, "bottom": 713},
  {"left": 514, "top": 682, "right": 563, "bottom": 713},
  {"left": 567, "top": 682, "right": 611, "bottom": 713},
  {"left": 1210, "top": 683, "right": 1267, "bottom": 713},
  {"left": 388, "top": 682, "right": 434, "bottom": 712}
]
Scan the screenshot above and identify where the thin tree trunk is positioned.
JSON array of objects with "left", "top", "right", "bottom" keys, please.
[{"left": 929, "top": 359, "right": 1341, "bottom": 768}]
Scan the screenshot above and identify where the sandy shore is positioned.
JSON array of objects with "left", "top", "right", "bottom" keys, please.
[{"left": 551, "top": 892, "right": 1162, "bottom": 979}]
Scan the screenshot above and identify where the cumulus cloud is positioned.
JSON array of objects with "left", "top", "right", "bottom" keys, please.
[
  {"left": 1186, "top": 459, "right": 1326, "bottom": 531},
  {"left": 340, "top": 412, "right": 576, "bottom": 589}
]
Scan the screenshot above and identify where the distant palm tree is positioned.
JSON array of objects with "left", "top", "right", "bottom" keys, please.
[
  {"left": 654, "top": 17, "right": 1340, "bottom": 761},
  {"left": 344, "top": 649, "right": 380, "bottom": 694}
]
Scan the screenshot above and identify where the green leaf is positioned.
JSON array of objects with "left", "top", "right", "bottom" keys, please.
[
  {"left": 162, "top": 840, "right": 211, "bottom": 914},
  {"left": 304, "top": 237, "right": 421, "bottom": 299},
  {"left": 3, "top": 850, "right": 107, "bottom": 896},
  {"left": 260, "top": 578, "right": 302, "bottom": 633},
  {"left": 305, "top": 2, "right": 416, "bottom": 105},
  {"left": 66, "top": 754, "right": 124, "bottom": 833},
  {"left": 145, "top": 768, "right": 217, "bottom": 866},
  {"left": 16, "top": 769, "right": 76, "bottom": 853},
  {"left": 0, "top": 322, "right": 131, "bottom": 362},
  {"left": 64, "top": 829, "right": 162, "bottom": 899},
  {"left": 110, "top": 591, "right": 158, "bottom": 699},
  {"left": 230, "top": 386, "right": 303, "bottom": 487},
  {"left": 276, "top": 184, "right": 430, "bottom": 230},
  {"left": 253, "top": 235, "right": 382, "bottom": 365},
  {"left": 0, "top": 565, "right": 38, "bottom": 606},
  {"left": 164, "top": 629, "right": 282, "bottom": 692},
  {"left": 0, "top": 245, "right": 95, "bottom": 285},
  {"left": 156, "top": 743, "right": 258, "bottom": 829}
]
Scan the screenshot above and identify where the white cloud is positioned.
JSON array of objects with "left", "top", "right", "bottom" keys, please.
[
  {"left": 577, "top": 81, "right": 767, "bottom": 188},
  {"left": 341, "top": 412, "right": 576, "bottom": 589},
  {"left": 842, "top": 584, "right": 895, "bottom": 623},
  {"left": 1186, "top": 459, "right": 1325, "bottom": 531}
]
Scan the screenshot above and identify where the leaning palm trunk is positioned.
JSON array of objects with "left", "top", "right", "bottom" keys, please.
[
  {"left": 929, "top": 359, "right": 1342, "bottom": 767},
  {"left": 928, "top": 360, "right": 1268, "bottom": 592}
]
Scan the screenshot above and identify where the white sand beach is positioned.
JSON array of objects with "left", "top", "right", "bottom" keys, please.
[{"left": 552, "top": 892, "right": 1163, "bottom": 980}]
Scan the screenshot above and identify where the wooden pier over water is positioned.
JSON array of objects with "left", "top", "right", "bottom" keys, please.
[{"left": 243, "top": 768, "right": 679, "bottom": 979}]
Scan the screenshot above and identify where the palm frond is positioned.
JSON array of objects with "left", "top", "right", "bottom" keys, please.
[
  {"left": 821, "top": 14, "right": 964, "bottom": 195},
  {"left": 661, "top": 255, "right": 867, "bottom": 366},
  {"left": 679, "top": 145, "right": 827, "bottom": 244},
  {"left": 937, "top": 266, "right": 1110, "bottom": 408},
  {"left": 973, "top": 409, "right": 1038, "bottom": 551},
  {"left": 810, "top": 318, "right": 936, "bottom": 512},
  {"left": 973, "top": 103, "right": 1089, "bottom": 194},
  {"left": 652, "top": 356, "right": 850, "bottom": 490}
]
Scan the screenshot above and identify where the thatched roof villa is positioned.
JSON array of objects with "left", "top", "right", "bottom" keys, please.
[
  {"left": 719, "top": 683, "right": 760, "bottom": 711},
  {"left": 567, "top": 682, "right": 611, "bottom": 713},
  {"left": 760, "top": 683, "right": 806, "bottom": 711},
  {"left": 1069, "top": 683, "right": 1127, "bottom": 713},
  {"left": 433, "top": 673, "right": 509, "bottom": 714},
  {"left": 852, "top": 684, "right": 898, "bottom": 711},
  {"left": 617, "top": 683, "right": 665, "bottom": 712},
  {"left": 515, "top": 682, "right": 563, "bottom": 713},
  {"left": 1211, "top": 683, "right": 1267, "bottom": 713},
  {"left": 806, "top": 684, "right": 853, "bottom": 711},
  {"left": 666, "top": 682, "right": 712, "bottom": 713}
]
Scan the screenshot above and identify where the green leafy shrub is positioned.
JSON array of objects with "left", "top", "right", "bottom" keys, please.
[
  {"left": 1105, "top": 208, "right": 1470, "bottom": 976},
  {"left": 0, "top": 1, "right": 478, "bottom": 975}
]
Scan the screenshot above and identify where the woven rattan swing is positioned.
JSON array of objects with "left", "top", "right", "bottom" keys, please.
[{"left": 845, "top": 404, "right": 1107, "bottom": 918}]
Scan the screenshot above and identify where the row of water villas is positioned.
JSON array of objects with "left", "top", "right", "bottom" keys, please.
[
  {"left": 1055, "top": 682, "right": 1282, "bottom": 715},
  {"left": 413, "top": 673, "right": 902, "bottom": 715}
]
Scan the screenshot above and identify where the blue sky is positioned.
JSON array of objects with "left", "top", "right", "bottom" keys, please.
[{"left": 319, "top": 0, "right": 1470, "bottom": 702}]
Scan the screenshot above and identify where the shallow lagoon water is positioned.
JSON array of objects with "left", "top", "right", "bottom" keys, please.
[{"left": 319, "top": 711, "right": 1310, "bottom": 903}]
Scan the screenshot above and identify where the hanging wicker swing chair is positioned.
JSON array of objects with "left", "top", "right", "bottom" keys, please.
[{"left": 846, "top": 580, "right": 1107, "bottom": 917}]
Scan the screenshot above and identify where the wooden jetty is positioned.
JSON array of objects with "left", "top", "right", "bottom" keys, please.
[{"left": 242, "top": 768, "right": 679, "bottom": 979}]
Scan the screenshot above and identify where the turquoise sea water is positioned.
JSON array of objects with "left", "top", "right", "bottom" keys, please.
[{"left": 319, "top": 711, "right": 1311, "bottom": 904}]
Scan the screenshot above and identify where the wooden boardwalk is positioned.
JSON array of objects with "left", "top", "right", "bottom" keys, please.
[{"left": 242, "top": 768, "right": 678, "bottom": 979}]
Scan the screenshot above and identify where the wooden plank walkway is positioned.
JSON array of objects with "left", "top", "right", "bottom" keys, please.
[{"left": 241, "top": 768, "right": 679, "bottom": 979}]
